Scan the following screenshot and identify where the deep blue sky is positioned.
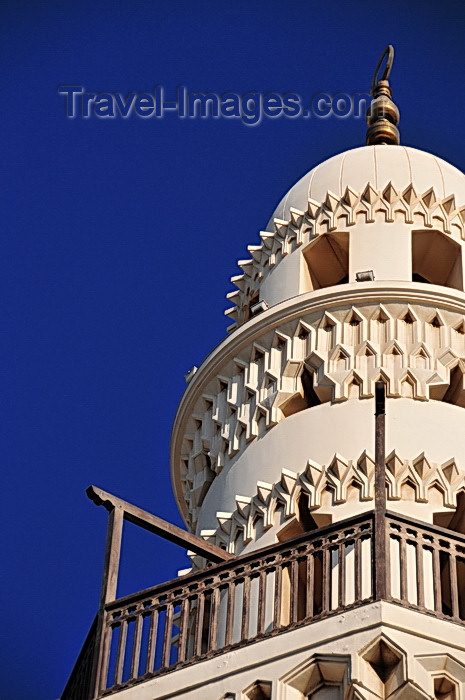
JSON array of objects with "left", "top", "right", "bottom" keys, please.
[{"left": 2, "top": 1, "right": 465, "bottom": 698}]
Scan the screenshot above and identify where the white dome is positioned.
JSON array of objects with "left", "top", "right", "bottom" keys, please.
[{"left": 268, "top": 145, "right": 465, "bottom": 230}]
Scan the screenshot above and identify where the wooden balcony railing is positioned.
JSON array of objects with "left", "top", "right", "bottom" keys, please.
[
  {"left": 61, "top": 509, "right": 465, "bottom": 700},
  {"left": 61, "top": 615, "right": 98, "bottom": 700},
  {"left": 385, "top": 511, "right": 465, "bottom": 620}
]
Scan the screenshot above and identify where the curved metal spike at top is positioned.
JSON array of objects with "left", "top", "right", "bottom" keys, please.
[{"left": 366, "top": 45, "right": 400, "bottom": 145}]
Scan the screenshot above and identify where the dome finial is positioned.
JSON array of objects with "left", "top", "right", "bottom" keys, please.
[{"left": 366, "top": 45, "right": 400, "bottom": 146}]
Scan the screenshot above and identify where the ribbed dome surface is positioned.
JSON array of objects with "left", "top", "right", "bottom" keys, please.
[{"left": 268, "top": 145, "right": 465, "bottom": 230}]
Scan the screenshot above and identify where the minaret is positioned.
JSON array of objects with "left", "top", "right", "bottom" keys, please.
[{"left": 63, "top": 49, "right": 465, "bottom": 700}]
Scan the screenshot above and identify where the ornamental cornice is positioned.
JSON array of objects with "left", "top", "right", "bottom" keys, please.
[
  {"left": 173, "top": 283, "right": 465, "bottom": 438},
  {"left": 194, "top": 453, "right": 464, "bottom": 557},
  {"left": 225, "top": 184, "right": 465, "bottom": 329}
]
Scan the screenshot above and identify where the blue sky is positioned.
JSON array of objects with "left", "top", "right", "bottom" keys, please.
[{"left": 3, "top": 1, "right": 465, "bottom": 698}]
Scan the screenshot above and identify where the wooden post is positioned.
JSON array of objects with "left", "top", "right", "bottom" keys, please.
[
  {"left": 87, "top": 485, "right": 233, "bottom": 563},
  {"left": 99, "top": 506, "right": 124, "bottom": 607},
  {"left": 84, "top": 485, "right": 234, "bottom": 698},
  {"left": 374, "top": 381, "right": 387, "bottom": 600},
  {"left": 90, "top": 505, "right": 124, "bottom": 699}
]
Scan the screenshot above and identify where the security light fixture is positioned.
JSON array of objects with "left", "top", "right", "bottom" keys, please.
[
  {"left": 251, "top": 300, "right": 269, "bottom": 316},
  {"left": 356, "top": 270, "right": 375, "bottom": 282}
]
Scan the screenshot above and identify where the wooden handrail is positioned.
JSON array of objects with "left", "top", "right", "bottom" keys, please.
[
  {"left": 62, "top": 508, "right": 465, "bottom": 700},
  {"left": 87, "top": 485, "right": 233, "bottom": 564},
  {"left": 96, "top": 513, "right": 374, "bottom": 694},
  {"left": 105, "top": 509, "right": 374, "bottom": 610}
]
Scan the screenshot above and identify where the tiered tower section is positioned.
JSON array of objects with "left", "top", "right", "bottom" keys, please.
[
  {"left": 161, "top": 145, "right": 465, "bottom": 699},
  {"left": 172, "top": 145, "right": 465, "bottom": 554}
]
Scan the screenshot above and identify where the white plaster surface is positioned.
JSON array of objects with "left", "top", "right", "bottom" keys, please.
[
  {"left": 348, "top": 221, "right": 412, "bottom": 283},
  {"left": 195, "top": 397, "right": 465, "bottom": 537},
  {"left": 260, "top": 247, "right": 303, "bottom": 309},
  {"left": 268, "top": 145, "right": 465, "bottom": 228}
]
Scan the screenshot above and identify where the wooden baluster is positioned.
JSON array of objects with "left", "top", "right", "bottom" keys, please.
[
  {"left": 450, "top": 552, "right": 459, "bottom": 619},
  {"left": 306, "top": 553, "right": 314, "bottom": 619},
  {"left": 322, "top": 547, "right": 330, "bottom": 613},
  {"left": 145, "top": 608, "right": 158, "bottom": 674},
  {"left": 130, "top": 613, "right": 143, "bottom": 680},
  {"left": 92, "top": 506, "right": 124, "bottom": 699},
  {"left": 193, "top": 594, "right": 205, "bottom": 657},
  {"left": 114, "top": 620, "right": 127, "bottom": 686},
  {"left": 241, "top": 575, "right": 251, "bottom": 640},
  {"left": 162, "top": 604, "right": 174, "bottom": 668},
  {"left": 97, "top": 617, "right": 112, "bottom": 691},
  {"left": 290, "top": 559, "right": 299, "bottom": 624},
  {"left": 399, "top": 535, "right": 407, "bottom": 601},
  {"left": 385, "top": 522, "right": 391, "bottom": 599},
  {"left": 273, "top": 564, "right": 282, "bottom": 629},
  {"left": 209, "top": 586, "right": 220, "bottom": 651},
  {"left": 257, "top": 570, "right": 266, "bottom": 635},
  {"left": 177, "top": 598, "right": 190, "bottom": 664},
  {"left": 225, "top": 582, "right": 235, "bottom": 646},
  {"left": 338, "top": 543, "right": 345, "bottom": 609},
  {"left": 416, "top": 541, "right": 425, "bottom": 609},
  {"left": 433, "top": 547, "right": 442, "bottom": 614},
  {"left": 355, "top": 537, "right": 362, "bottom": 601}
]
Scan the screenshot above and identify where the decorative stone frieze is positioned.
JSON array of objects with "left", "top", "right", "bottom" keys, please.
[
  {"left": 194, "top": 453, "right": 463, "bottom": 555},
  {"left": 178, "top": 298, "right": 465, "bottom": 527},
  {"left": 226, "top": 184, "right": 465, "bottom": 329}
]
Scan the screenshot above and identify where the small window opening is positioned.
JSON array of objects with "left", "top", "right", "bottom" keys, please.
[
  {"left": 303, "top": 231, "right": 349, "bottom": 291},
  {"left": 412, "top": 230, "right": 463, "bottom": 291}
]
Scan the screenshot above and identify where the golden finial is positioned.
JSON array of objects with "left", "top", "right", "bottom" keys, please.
[{"left": 366, "top": 45, "right": 400, "bottom": 145}]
